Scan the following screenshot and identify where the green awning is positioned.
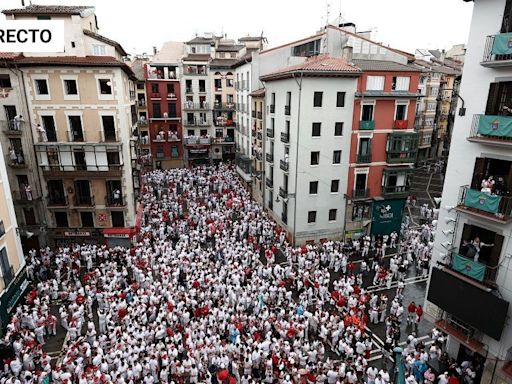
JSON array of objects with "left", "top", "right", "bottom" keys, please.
[
  {"left": 452, "top": 254, "right": 486, "bottom": 282},
  {"left": 492, "top": 33, "right": 512, "bottom": 55},
  {"left": 477, "top": 115, "right": 512, "bottom": 137},
  {"left": 464, "top": 188, "right": 501, "bottom": 214}
]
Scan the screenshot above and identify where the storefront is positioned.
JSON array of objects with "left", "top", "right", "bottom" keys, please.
[
  {"left": 102, "top": 228, "right": 137, "bottom": 248},
  {"left": 52, "top": 229, "right": 102, "bottom": 247},
  {"left": 0, "top": 267, "right": 29, "bottom": 332}
]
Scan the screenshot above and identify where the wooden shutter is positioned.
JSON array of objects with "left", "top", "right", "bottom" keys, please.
[
  {"left": 485, "top": 83, "right": 500, "bottom": 115},
  {"left": 471, "top": 157, "right": 486, "bottom": 189},
  {"left": 502, "top": 0, "right": 512, "bottom": 33}
]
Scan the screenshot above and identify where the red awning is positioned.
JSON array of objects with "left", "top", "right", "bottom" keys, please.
[{"left": 103, "top": 228, "right": 136, "bottom": 238}]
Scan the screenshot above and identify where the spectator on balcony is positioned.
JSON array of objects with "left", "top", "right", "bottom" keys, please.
[
  {"left": 13, "top": 114, "right": 23, "bottom": 130},
  {"left": 8, "top": 146, "right": 17, "bottom": 164},
  {"left": 284, "top": 153, "right": 289, "bottom": 164},
  {"left": 481, "top": 176, "right": 495, "bottom": 194},
  {"left": 25, "top": 184, "right": 33, "bottom": 201},
  {"left": 495, "top": 177, "right": 508, "bottom": 196},
  {"left": 113, "top": 189, "right": 121, "bottom": 206},
  {"left": 36, "top": 124, "right": 48, "bottom": 142},
  {"left": 466, "top": 236, "right": 494, "bottom": 263}
]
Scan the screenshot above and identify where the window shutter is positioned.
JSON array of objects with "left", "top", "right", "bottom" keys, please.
[
  {"left": 397, "top": 77, "right": 410, "bottom": 91},
  {"left": 471, "top": 157, "right": 486, "bottom": 189},
  {"left": 485, "top": 83, "right": 500, "bottom": 115}
]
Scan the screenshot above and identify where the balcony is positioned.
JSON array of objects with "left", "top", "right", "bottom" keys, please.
[
  {"left": 360, "top": 120, "right": 375, "bottom": 130},
  {"left": 387, "top": 151, "right": 416, "bottom": 163},
  {"left": 257, "top": 111, "right": 263, "bottom": 119},
  {"left": 445, "top": 252, "right": 499, "bottom": 288},
  {"left": 6, "top": 155, "right": 27, "bottom": 168},
  {"left": 184, "top": 66, "right": 207, "bottom": 76},
  {"left": 213, "top": 102, "right": 236, "bottom": 111},
  {"left": 266, "top": 178, "right": 273, "bottom": 189},
  {"left": 467, "top": 114, "right": 512, "bottom": 147},
  {"left": 456, "top": 185, "right": 512, "bottom": 224},
  {"left": 150, "top": 92, "right": 161, "bottom": 99},
  {"left": 382, "top": 185, "right": 410, "bottom": 198},
  {"left": 270, "top": 104, "right": 275, "bottom": 114},
  {"left": 481, "top": 34, "right": 512, "bottom": 68},
  {"left": 284, "top": 105, "right": 291, "bottom": 115},
  {"left": 183, "top": 102, "right": 209, "bottom": 110},
  {"left": 41, "top": 165, "right": 123, "bottom": 178},
  {"left": 105, "top": 194, "right": 127, "bottom": 208},
  {"left": 266, "top": 153, "right": 273, "bottom": 163},
  {"left": 352, "top": 188, "right": 369, "bottom": 200},
  {"left": 281, "top": 132, "right": 290, "bottom": 143},
  {"left": 2, "top": 120, "right": 23, "bottom": 136},
  {"left": 47, "top": 196, "right": 69, "bottom": 208},
  {"left": 73, "top": 195, "right": 95, "bottom": 207},
  {"left": 279, "top": 187, "right": 288, "bottom": 198},
  {"left": 255, "top": 152, "right": 262, "bottom": 161},
  {"left": 280, "top": 160, "right": 289, "bottom": 172},
  {"left": 183, "top": 118, "right": 211, "bottom": 127},
  {"left": 12, "top": 190, "right": 41, "bottom": 205},
  {"left": 267, "top": 128, "right": 274, "bottom": 138},
  {"left": 393, "top": 120, "right": 408, "bottom": 129},
  {"left": 257, "top": 132, "right": 263, "bottom": 141},
  {"left": 356, "top": 153, "right": 372, "bottom": 164},
  {"left": 213, "top": 136, "right": 234, "bottom": 144},
  {"left": 184, "top": 136, "right": 213, "bottom": 146}
]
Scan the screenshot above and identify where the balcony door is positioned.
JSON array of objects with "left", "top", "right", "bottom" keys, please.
[
  {"left": 485, "top": 82, "right": 512, "bottom": 115},
  {"left": 102, "top": 115, "right": 116, "bottom": 141},
  {"left": 4, "top": 105, "right": 16, "bottom": 120},
  {"left": 355, "top": 173, "right": 367, "bottom": 191},
  {"left": 362, "top": 104, "right": 374, "bottom": 121},
  {"left": 69, "top": 116, "right": 84, "bottom": 141},
  {"left": 75, "top": 180, "right": 91, "bottom": 204},
  {"left": 48, "top": 180, "right": 65, "bottom": 203},
  {"left": 359, "top": 138, "right": 371, "bottom": 156}
]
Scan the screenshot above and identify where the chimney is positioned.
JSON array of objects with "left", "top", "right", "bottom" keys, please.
[
  {"left": 342, "top": 46, "right": 353, "bottom": 62},
  {"left": 440, "top": 49, "right": 446, "bottom": 63},
  {"left": 153, "top": 46, "right": 157, "bottom": 55}
]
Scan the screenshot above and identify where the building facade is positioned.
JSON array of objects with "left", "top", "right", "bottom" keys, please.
[
  {"left": 261, "top": 56, "right": 360, "bottom": 245},
  {"left": 345, "top": 60, "right": 420, "bottom": 240},
  {"left": 426, "top": 0, "right": 512, "bottom": 382},
  {"left": 251, "top": 88, "right": 266, "bottom": 203}
]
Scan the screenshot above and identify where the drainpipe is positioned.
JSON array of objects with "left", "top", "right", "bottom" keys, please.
[{"left": 292, "top": 71, "right": 303, "bottom": 247}]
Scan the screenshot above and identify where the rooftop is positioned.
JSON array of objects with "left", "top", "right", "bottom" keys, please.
[
  {"left": 239, "top": 36, "right": 264, "bottom": 42},
  {"left": 261, "top": 55, "right": 360, "bottom": 81},
  {"left": 83, "top": 29, "right": 127, "bottom": 56},
  {"left": 186, "top": 36, "right": 215, "bottom": 45},
  {"left": 210, "top": 59, "right": 239, "bottom": 68},
  {"left": 250, "top": 88, "right": 266, "bottom": 97},
  {"left": 217, "top": 45, "right": 243, "bottom": 52},
  {"left": 182, "top": 54, "right": 211, "bottom": 62},
  {"left": 2, "top": 5, "right": 94, "bottom": 15},
  {"left": 152, "top": 41, "right": 185, "bottom": 64},
  {"left": 352, "top": 59, "right": 420, "bottom": 72}
]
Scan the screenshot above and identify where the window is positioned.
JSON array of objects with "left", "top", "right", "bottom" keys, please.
[
  {"left": 395, "top": 104, "right": 408, "bottom": 120},
  {"left": 64, "top": 79, "right": 78, "bottom": 95},
  {"left": 0, "top": 74, "right": 11, "bottom": 88},
  {"left": 98, "top": 79, "right": 112, "bottom": 95},
  {"left": 35, "top": 79, "right": 49, "bottom": 95},
  {"left": 336, "top": 92, "right": 345, "bottom": 107},
  {"left": 329, "top": 209, "right": 337, "bottom": 221},
  {"left": 392, "top": 76, "right": 410, "bottom": 91},
  {"left": 310, "top": 151, "right": 320, "bottom": 165},
  {"left": 333, "top": 150, "right": 341, "bottom": 164},
  {"left": 0, "top": 221, "right": 4, "bottom": 237},
  {"left": 54, "top": 212, "right": 69, "bottom": 228},
  {"left": 331, "top": 180, "right": 340, "bottom": 193},
  {"left": 80, "top": 212, "right": 94, "bottom": 227},
  {"left": 151, "top": 83, "right": 159, "bottom": 93},
  {"left": 171, "top": 146, "right": 179, "bottom": 158},
  {"left": 313, "top": 92, "right": 323, "bottom": 107},
  {"left": 23, "top": 208, "right": 36, "bottom": 226},
  {"left": 0, "top": 247, "right": 13, "bottom": 286},
  {"left": 366, "top": 76, "right": 385, "bottom": 91},
  {"left": 167, "top": 83, "right": 174, "bottom": 95},
  {"left": 102, "top": 115, "right": 116, "bottom": 141},
  {"left": 292, "top": 39, "right": 321, "bottom": 57},
  {"left": 107, "top": 151, "right": 121, "bottom": 167},
  {"left": 93, "top": 44, "right": 106, "bottom": 55},
  {"left": 199, "top": 80, "right": 206, "bottom": 92},
  {"left": 362, "top": 104, "right": 374, "bottom": 121},
  {"left": 152, "top": 103, "right": 161, "bottom": 118},
  {"left": 69, "top": 115, "right": 83, "bottom": 141},
  {"left": 168, "top": 103, "right": 177, "bottom": 117},
  {"left": 312, "top": 122, "right": 321, "bottom": 137},
  {"left": 111, "top": 211, "right": 125, "bottom": 227},
  {"left": 309, "top": 181, "right": 319, "bottom": 194},
  {"left": 308, "top": 211, "right": 317, "bottom": 223},
  {"left": 334, "top": 122, "right": 343, "bottom": 136},
  {"left": 71, "top": 41, "right": 76, "bottom": 48},
  {"left": 41, "top": 115, "right": 57, "bottom": 141},
  {"left": 37, "top": 15, "right": 51, "bottom": 20}
]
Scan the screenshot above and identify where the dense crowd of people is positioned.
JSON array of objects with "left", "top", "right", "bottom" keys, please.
[{"left": 0, "top": 165, "right": 477, "bottom": 383}]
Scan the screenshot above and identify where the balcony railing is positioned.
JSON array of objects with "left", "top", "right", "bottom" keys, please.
[
  {"left": 213, "top": 136, "right": 234, "bottom": 144},
  {"left": 6, "top": 155, "right": 27, "bottom": 168},
  {"left": 47, "top": 196, "right": 68, "bottom": 207},
  {"left": 382, "top": 185, "right": 410, "bottom": 197},
  {"left": 185, "top": 88, "right": 193, "bottom": 94},
  {"left": 12, "top": 190, "right": 40, "bottom": 203},
  {"left": 280, "top": 160, "right": 289, "bottom": 172},
  {"left": 284, "top": 105, "right": 291, "bottom": 115},
  {"left": 213, "top": 102, "right": 236, "bottom": 110},
  {"left": 279, "top": 187, "right": 288, "bottom": 198},
  {"left": 105, "top": 194, "right": 126, "bottom": 207},
  {"left": 266, "top": 153, "right": 274, "bottom": 163},
  {"left": 393, "top": 120, "right": 408, "bottom": 129},
  {"left": 270, "top": 105, "right": 275, "bottom": 113},
  {"left": 73, "top": 195, "right": 95, "bottom": 207},
  {"left": 360, "top": 120, "right": 375, "bottom": 130},
  {"left": 352, "top": 188, "right": 369, "bottom": 199},
  {"left": 183, "top": 102, "right": 209, "bottom": 110},
  {"left": 2, "top": 120, "right": 23, "bottom": 135},
  {"left": 267, "top": 128, "right": 274, "bottom": 138},
  {"left": 387, "top": 151, "right": 417, "bottom": 163},
  {"left": 183, "top": 118, "right": 211, "bottom": 127},
  {"left": 266, "top": 178, "right": 273, "bottom": 189},
  {"left": 281, "top": 132, "right": 289, "bottom": 143},
  {"left": 456, "top": 185, "right": 512, "bottom": 223},
  {"left": 482, "top": 34, "right": 512, "bottom": 67},
  {"left": 445, "top": 252, "right": 498, "bottom": 287},
  {"left": 467, "top": 114, "right": 512, "bottom": 146},
  {"left": 184, "top": 66, "right": 207, "bottom": 76},
  {"left": 356, "top": 153, "right": 372, "bottom": 164},
  {"left": 184, "top": 136, "right": 213, "bottom": 145}
]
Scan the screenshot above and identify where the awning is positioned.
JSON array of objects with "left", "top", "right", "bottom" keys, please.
[{"left": 102, "top": 228, "right": 136, "bottom": 239}]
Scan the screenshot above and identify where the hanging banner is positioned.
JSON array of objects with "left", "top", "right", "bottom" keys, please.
[
  {"left": 464, "top": 189, "right": 501, "bottom": 214},
  {"left": 492, "top": 32, "right": 512, "bottom": 55},
  {"left": 452, "top": 254, "right": 486, "bottom": 282},
  {"left": 477, "top": 115, "right": 512, "bottom": 137},
  {"left": 371, "top": 199, "right": 406, "bottom": 236}
]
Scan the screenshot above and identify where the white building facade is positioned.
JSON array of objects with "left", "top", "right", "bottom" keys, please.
[{"left": 426, "top": 0, "right": 512, "bottom": 382}]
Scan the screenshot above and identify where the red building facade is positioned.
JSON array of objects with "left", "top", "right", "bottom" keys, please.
[
  {"left": 145, "top": 63, "right": 183, "bottom": 168},
  {"left": 345, "top": 60, "right": 421, "bottom": 239}
]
